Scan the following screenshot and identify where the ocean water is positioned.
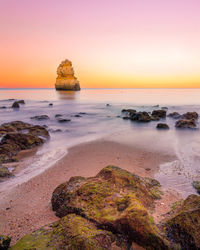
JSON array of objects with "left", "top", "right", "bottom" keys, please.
[{"left": 0, "top": 88, "right": 200, "bottom": 197}]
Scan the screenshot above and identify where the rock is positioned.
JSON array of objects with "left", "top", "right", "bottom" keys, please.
[
  {"left": 192, "top": 181, "right": 200, "bottom": 194},
  {"left": 0, "top": 166, "right": 12, "bottom": 178},
  {"left": 57, "top": 118, "right": 71, "bottom": 123},
  {"left": 51, "top": 166, "right": 170, "bottom": 249},
  {"left": 17, "top": 100, "right": 25, "bottom": 104},
  {"left": 106, "top": 104, "right": 111, "bottom": 107},
  {"left": 175, "top": 119, "right": 197, "bottom": 129},
  {"left": 163, "top": 194, "right": 200, "bottom": 249},
  {"left": 156, "top": 123, "right": 169, "bottom": 129},
  {"left": 0, "top": 121, "right": 48, "bottom": 163},
  {"left": 30, "top": 115, "right": 50, "bottom": 120},
  {"left": 152, "top": 110, "right": 167, "bottom": 118},
  {"left": 55, "top": 59, "right": 80, "bottom": 91},
  {"left": 0, "top": 235, "right": 11, "bottom": 250},
  {"left": 0, "top": 106, "right": 6, "bottom": 109},
  {"left": 12, "top": 101, "right": 20, "bottom": 109},
  {"left": 12, "top": 214, "right": 118, "bottom": 250},
  {"left": 55, "top": 114, "right": 62, "bottom": 118},
  {"left": 74, "top": 114, "right": 81, "bottom": 117},
  {"left": 29, "top": 125, "right": 50, "bottom": 138},
  {"left": 161, "top": 107, "right": 168, "bottom": 110},
  {"left": 181, "top": 112, "right": 198, "bottom": 120},
  {"left": 131, "top": 111, "right": 152, "bottom": 122},
  {"left": 49, "top": 103, "right": 53, "bottom": 106},
  {"left": 167, "top": 112, "right": 181, "bottom": 119},
  {"left": 121, "top": 109, "right": 136, "bottom": 115}
]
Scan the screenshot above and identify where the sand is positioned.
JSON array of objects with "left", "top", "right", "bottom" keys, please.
[{"left": 0, "top": 139, "right": 181, "bottom": 245}]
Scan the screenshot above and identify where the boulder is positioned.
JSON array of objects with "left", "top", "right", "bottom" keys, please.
[
  {"left": 55, "top": 114, "right": 62, "bottom": 118},
  {"left": 0, "top": 235, "right": 11, "bottom": 250},
  {"left": 55, "top": 59, "right": 80, "bottom": 91},
  {"left": 11, "top": 101, "right": 20, "bottom": 109},
  {"left": 192, "top": 181, "right": 200, "bottom": 194},
  {"left": 181, "top": 112, "right": 198, "bottom": 120},
  {"left": 163, "top": 194, "right": 200, "bottom": 249},
  {"left": 152, "top": 110, "right": 167, "bottom": 118},
  {"left": 175, "top": 119, "right": 197, "bottom": 129},
  {"left": 167, "top": 112, "right": 181, "bottom": 119},
  {"left": 51, "top": 166, "right": 169, "bottom": 249},
  {"left": 0, "top": 121, "right": 48, "bottom": 163},
  {"left": 12, "top": 214, "right": 118, "bottom": 250},
  {"left": 30, "top": 115, "right": 50, "bottom": 120},
  {"left": 156, "top": 123, "right": 169, "bottom": 129}
]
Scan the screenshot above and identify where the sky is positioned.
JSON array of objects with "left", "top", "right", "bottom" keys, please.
[{"left": 0, "top": 0, "right": 200, "bottom": 88}]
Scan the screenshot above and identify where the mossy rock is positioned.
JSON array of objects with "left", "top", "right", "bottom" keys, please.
[
  {"left": 52, "top": 166, "right": 169, "bottom": 249},
  {"left": 0, "top": 235, "right": 11, "bottom": 250},
  {"left": 193, "top": 181, "right": 200, "bottom": 194},
  {"left": 163, "top": 194, "right": 200, "bottom": 249},
  {"left": 12, "top": 214, "right": 117, "bottom": 250},
  {"left": 0, "top": 166, "right": 13, "bottom": 179}
]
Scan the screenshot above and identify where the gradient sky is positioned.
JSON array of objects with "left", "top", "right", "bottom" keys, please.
[{"left": 1, "top": 0, "right": 200, "bottom": 88}]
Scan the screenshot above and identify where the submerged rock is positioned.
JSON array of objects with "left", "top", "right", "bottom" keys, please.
[
  {"left": 193, "top": 181, "right": 200, "bottom": 194},
  {"left": 55, "top": 59, "right": 80, "bottom": 91},
  {"left": 163, "top": 194, "right": 200, "bottom": 249},
  {"left": 175, "top": 119, "right": 197, "bottom": 129},
  {"left": 51, "top": 166, "right": 169, "bottom": 249},
  {"left": 0, "top": 235, "right": 11, "bottom": 250},
  {"left": 156, "top": 123, "right": 169, "bottom": 129}
]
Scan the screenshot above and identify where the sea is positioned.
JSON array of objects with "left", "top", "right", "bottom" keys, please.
[{"left": 0, "top": 88, "right": 200, "bottom": 197}]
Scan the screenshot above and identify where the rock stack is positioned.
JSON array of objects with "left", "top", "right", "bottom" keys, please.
[{"left": 55, "top": 59, "right": 80, "bottom": 91}]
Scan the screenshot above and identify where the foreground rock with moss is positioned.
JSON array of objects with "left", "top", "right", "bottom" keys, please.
[{"left": 10, "top": 166, "right": 200, "bottom": 249}]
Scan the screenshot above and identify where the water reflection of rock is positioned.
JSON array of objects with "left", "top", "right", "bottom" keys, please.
[{"left": 56, "top": 90, "right": 77, "bottom": 100}]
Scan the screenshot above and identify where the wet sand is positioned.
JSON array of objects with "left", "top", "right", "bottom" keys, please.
[{"left": 0, "top": 139, "right": 180, "bottom": 245}]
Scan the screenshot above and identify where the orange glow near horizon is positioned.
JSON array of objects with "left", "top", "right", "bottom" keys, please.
[{"left": 1, "top": 0, "right": 200, "bottom": 88}]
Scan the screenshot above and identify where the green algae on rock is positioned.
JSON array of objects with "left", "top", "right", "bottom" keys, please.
[
  {"left": 163, "top": 194, "right": 200, "bottom": 250},
  {"left": 51, "top": 166, "right": 169, "bottom": 249},
  {"left": 12, "top": 214, "right": 117, "bottom": 250}
]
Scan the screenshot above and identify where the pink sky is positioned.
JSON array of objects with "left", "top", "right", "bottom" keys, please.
[{"left": 1, "top": 0, "right": 200, "bottom": 88}]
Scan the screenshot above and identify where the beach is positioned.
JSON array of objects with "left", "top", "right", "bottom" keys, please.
[{"left": 0, "top": 138, "right": 180, "bottom": 245}]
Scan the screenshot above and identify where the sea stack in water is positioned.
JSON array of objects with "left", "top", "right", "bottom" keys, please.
[{"left": 55, "top": 59, "right": 80, "bottom": 91}]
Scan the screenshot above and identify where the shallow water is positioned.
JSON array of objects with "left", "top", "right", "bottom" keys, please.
[{"left": 0, "top": 88, "right": 200, "bottom": 197}]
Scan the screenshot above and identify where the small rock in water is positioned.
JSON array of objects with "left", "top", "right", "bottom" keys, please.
[
  {"left": 57, "top": 118, "right": 71, "bottom": 123},
  {"left": 175, "top": 119, "right": 197, "bottom": 129},
  {"left": 181, "top": 112, "right": 198, "bottom": 120},
  {"left": 74, "top": 114, "right": 81, "bottom": 117},
  {"left": 156, "top": 123, "right": 169, "bottom": 129},
  {"left": 49, "top": 103, "right": 53, "bottom": 106},
  {"left": 0, "top": 106, "right": 6, "bottom": 109},
  {"left": 12, "top": 101, "right": 20, "bottom": 109},
  {"left": 18, "top": 100, "right": 25, "bottom": 104},
  {"left": 55, "top": 114, "right": 62, "bottom": 118},
  {"left": 30, "top": 115, "right": 50, "bottom": 120},
  {"left": 152, "top": 109, "right": 166, "bottom": 118}
]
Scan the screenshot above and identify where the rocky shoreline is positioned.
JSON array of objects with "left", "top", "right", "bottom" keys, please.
[{"left": 3, "top": 166, "right": 199, "bottom": 249}]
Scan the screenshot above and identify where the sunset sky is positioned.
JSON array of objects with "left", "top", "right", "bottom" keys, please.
[{"left": 1, "top": 0, "right": 200, "bottom": 88}]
